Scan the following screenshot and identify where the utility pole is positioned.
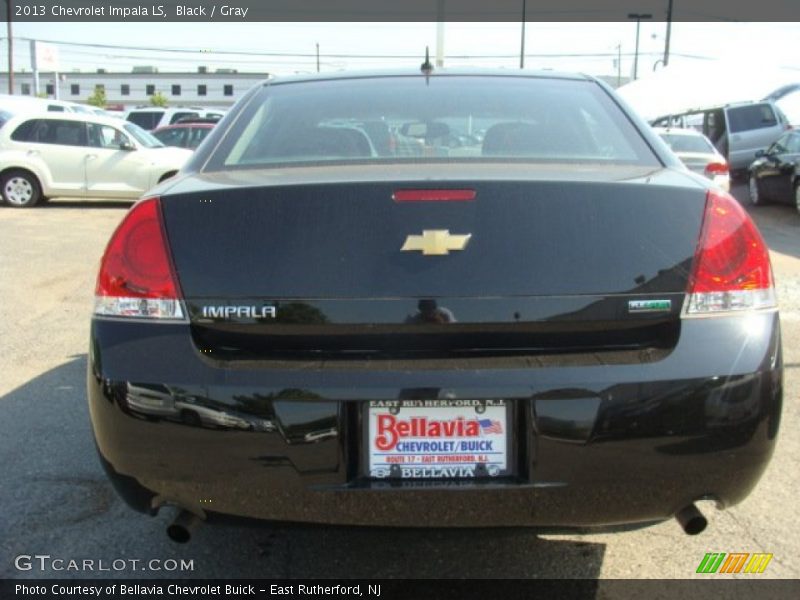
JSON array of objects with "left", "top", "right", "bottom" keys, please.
[
  {"left": 627, "top": 13, "right": 652, "bottom": 81},
  {"left": 5, "top": 0, "right": 13, "bottom": 94},
  {"left": 520, "top": 0, "right": 526, "bottom": 69},
  {"left": 30, "top": 39, "right": 40, "bottom": 96},
  {"left": 435, "top": 0, "right": 444, "bottom": 67},
  {"left": 664, "top": 0, "right": 673, "bottom": 67},
  {"left": 315, "top": 43, "right": 319, "bottom": 73},
  {"left": 615, "top": 44, "right": 622, "bottom": 87}
]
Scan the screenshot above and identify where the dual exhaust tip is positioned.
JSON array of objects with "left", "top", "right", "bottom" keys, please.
[
  {"left": 167, "top": 510, "right": 201, "bottom": 544},
  {"left": 676, "top": 503, "right": 707, "bottom": 535},
  {"left": 166, "top": 504, "right": 708, "bottom": 543}
]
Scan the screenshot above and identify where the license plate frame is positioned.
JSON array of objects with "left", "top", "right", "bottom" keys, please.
[{"left": 364, "top": 399, "right": 512, "bottom": 480}]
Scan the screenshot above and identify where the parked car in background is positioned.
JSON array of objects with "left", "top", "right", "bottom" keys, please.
[
  {"left": 124, "top": 383, "right": 252, "bottom": 430},
  {"left": 88, "top": 107, "right": 125, "bottom": 119},
  {"left": 125, "top": 107, "right": 226, "bottom": 131},
  {"left": 651, "top": 101, "right": 790, "bottom": 175},
  {"left": 88, "top": 69, "right": 781, "bottom": 542},
  {"left": 654, "top": 127, "right": 730, "bottom": 191},
  {"left": 0, "top": 94, "right": 92, "bottom": 117},
  {"left": 152, "top": 119, "right": 217, "bottom": 149},
  {"left": 125, "top": 107, "right": 201, "bottom": 131},
  {"left": 0, "top": 110, "right": 13, "bottom": 129},
  {"left": 748, "top": 129, "right": 800, "bottom": 211},
  {"left": 0, "top": 112, "right": 192, "bottom": 207},
  {"left": 176, "top": 114, "right": 223, "bottom": 124}
]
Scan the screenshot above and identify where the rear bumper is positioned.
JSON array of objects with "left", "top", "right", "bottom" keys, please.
[{"left": 87, "top": 312, "right": 782, "bottom": 529}]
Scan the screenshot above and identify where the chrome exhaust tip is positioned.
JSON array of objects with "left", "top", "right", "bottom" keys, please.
[
  {"left": 676, "top": 503, "right": 707, "bottom": 535},
  {"left": 167, "top": 510, "right": 201, "bottom": 543}
]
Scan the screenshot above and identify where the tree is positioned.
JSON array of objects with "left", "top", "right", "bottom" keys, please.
[
  {"left": 87, "top": 87, "right": 106, "bottom": 108},
  {"left": 150, "top": 91, "right": 168, "bottom": 107}
]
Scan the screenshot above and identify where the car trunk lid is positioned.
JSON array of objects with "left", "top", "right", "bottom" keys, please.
[{"left": 160, "top": 176, "right": 705, "bottom": 358}]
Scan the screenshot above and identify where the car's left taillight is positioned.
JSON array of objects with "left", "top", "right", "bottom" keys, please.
[
  {"left": 704, "top": 161, "right": 728, "bottom": 178},
  {"left": 94, "top": 197, "right": 186, "bottom": 320},
  {"left": 704, "top": 160, "right": 730, "bottom": 192}
]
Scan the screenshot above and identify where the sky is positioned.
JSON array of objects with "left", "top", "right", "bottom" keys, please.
[{"left": 3, "top": 21, "right": 800, "bottom": 80}]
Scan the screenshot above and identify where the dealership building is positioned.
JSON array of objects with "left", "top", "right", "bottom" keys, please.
[{"left": 0, "top": 68, "right": 271, "bottom": 109}]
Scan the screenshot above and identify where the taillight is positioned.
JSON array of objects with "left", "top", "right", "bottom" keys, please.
[
  {"left": 94, "top": 197, "right": 185, "bottom": 320},
  {"left": 393, "top": 189, "right": 476, "bottom": 202},
  {"left": 704, "top": 161, "right": 728, "bottom": 176},
  {"left": 685, "top": 189, "right": 776, "bottom": 316}
]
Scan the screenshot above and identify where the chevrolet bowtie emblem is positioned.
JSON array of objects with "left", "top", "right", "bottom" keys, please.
[{"left": 401, "top": 230, "right": 472, "bottom": 256}]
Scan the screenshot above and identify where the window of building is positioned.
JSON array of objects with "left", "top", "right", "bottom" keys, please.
[
  {"left": 224, "top": 84, "right": 233, "bottom": 96},
  {"left": 197, "top": 84, "right": 207, "bottom": 96},
  {"left": 121, "top": 84, "right": 130, "bottom": 96},
  {"left": 95, "top": 84, "right": 105, "bottom": 92},
  {"left": 172, "top": 84, "right": 181, "bottom": 96},
  {"left": 71, "top": 84, "right": 80, "bottom": 95},
  {"left": 21, "top": 84, "right": 31, "bottom": 95},
  {"left": 146, "top": 84, "right": 155, "bottom": 96},
  {"left": 45, "top": 83, "right": 54, "bottom": 95}
]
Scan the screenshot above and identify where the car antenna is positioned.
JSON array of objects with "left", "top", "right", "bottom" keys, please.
[{"left": 421, "top": 46, "right": 433, "bottom": 82}]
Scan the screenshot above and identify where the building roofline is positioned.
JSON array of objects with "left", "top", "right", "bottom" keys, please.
[{"left": 0, "top": 71, "right": 270, "bottom": 77}]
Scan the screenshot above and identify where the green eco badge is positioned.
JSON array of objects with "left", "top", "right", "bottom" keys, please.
[{"left": 628, "top": 299, "right": 672, "bottom": 313}]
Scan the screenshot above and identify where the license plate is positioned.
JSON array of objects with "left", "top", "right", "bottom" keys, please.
[{"left": 366, "top": 399, "right": 510, "bottom": 479}]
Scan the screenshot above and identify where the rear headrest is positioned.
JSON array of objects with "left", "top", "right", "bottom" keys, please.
[
  {"left": 281, "top": 126, "right": 372, "bottom": 158},
  {"left": 482, "top": 122, "right": 544, "bottom": 156}
]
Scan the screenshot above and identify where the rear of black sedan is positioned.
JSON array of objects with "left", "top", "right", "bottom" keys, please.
[{"left": 87, "top": 71, "right": 782, "bottom": 540}]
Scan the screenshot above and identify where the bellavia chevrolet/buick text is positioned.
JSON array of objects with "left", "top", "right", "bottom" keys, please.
[{"left": 88, "top": 68, "right": 782, "bottom": 543}]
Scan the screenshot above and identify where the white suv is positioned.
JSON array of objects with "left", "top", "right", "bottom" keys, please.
[{"left": 0, "top": 112, "right": 192, "bottom": 207}]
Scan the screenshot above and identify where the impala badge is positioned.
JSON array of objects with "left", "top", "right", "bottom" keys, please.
[
  {"left": 401, "top": 230, "right": 472, "bottom": 256},
  {"left": 201, "top": 305, "right": 276, "bottom": 319}
]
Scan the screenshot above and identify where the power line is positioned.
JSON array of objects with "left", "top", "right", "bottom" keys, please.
[{"left": 10, "top": 37, "right": 718, "bottom": 61}]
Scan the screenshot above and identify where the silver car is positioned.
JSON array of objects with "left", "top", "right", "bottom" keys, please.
[{"left": 654, "top": 127, "right": 730, "bottom": 191}]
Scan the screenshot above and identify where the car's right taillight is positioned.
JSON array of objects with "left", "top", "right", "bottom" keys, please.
[
  {"left": 685, "top": 189, "right": 776, "bottom": 316},
  {"left": 94, "top": 197, "right": 186, "bottom": 320}
]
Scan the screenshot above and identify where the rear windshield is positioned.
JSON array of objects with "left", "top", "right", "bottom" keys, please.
[
  {"left": 206, "top": 76, "right": 659, "bottom": 171},
  {"left": 126, "top": 111, "right": 163, "bottom": 130},
  {"left": 658, "top": 132, "right": 715, "bottom": 154}
]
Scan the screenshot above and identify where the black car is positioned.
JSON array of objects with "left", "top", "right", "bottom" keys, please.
[
  {"left": 88, "top": 70, "right": 782, "bottom": 542},
  {"left": 748, "top": 129, "right": 800, "bottom": 210}
]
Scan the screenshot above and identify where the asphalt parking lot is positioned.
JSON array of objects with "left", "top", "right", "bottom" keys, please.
[{"left": 0, "top": 185, "right": 798, "bottom": 581}]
